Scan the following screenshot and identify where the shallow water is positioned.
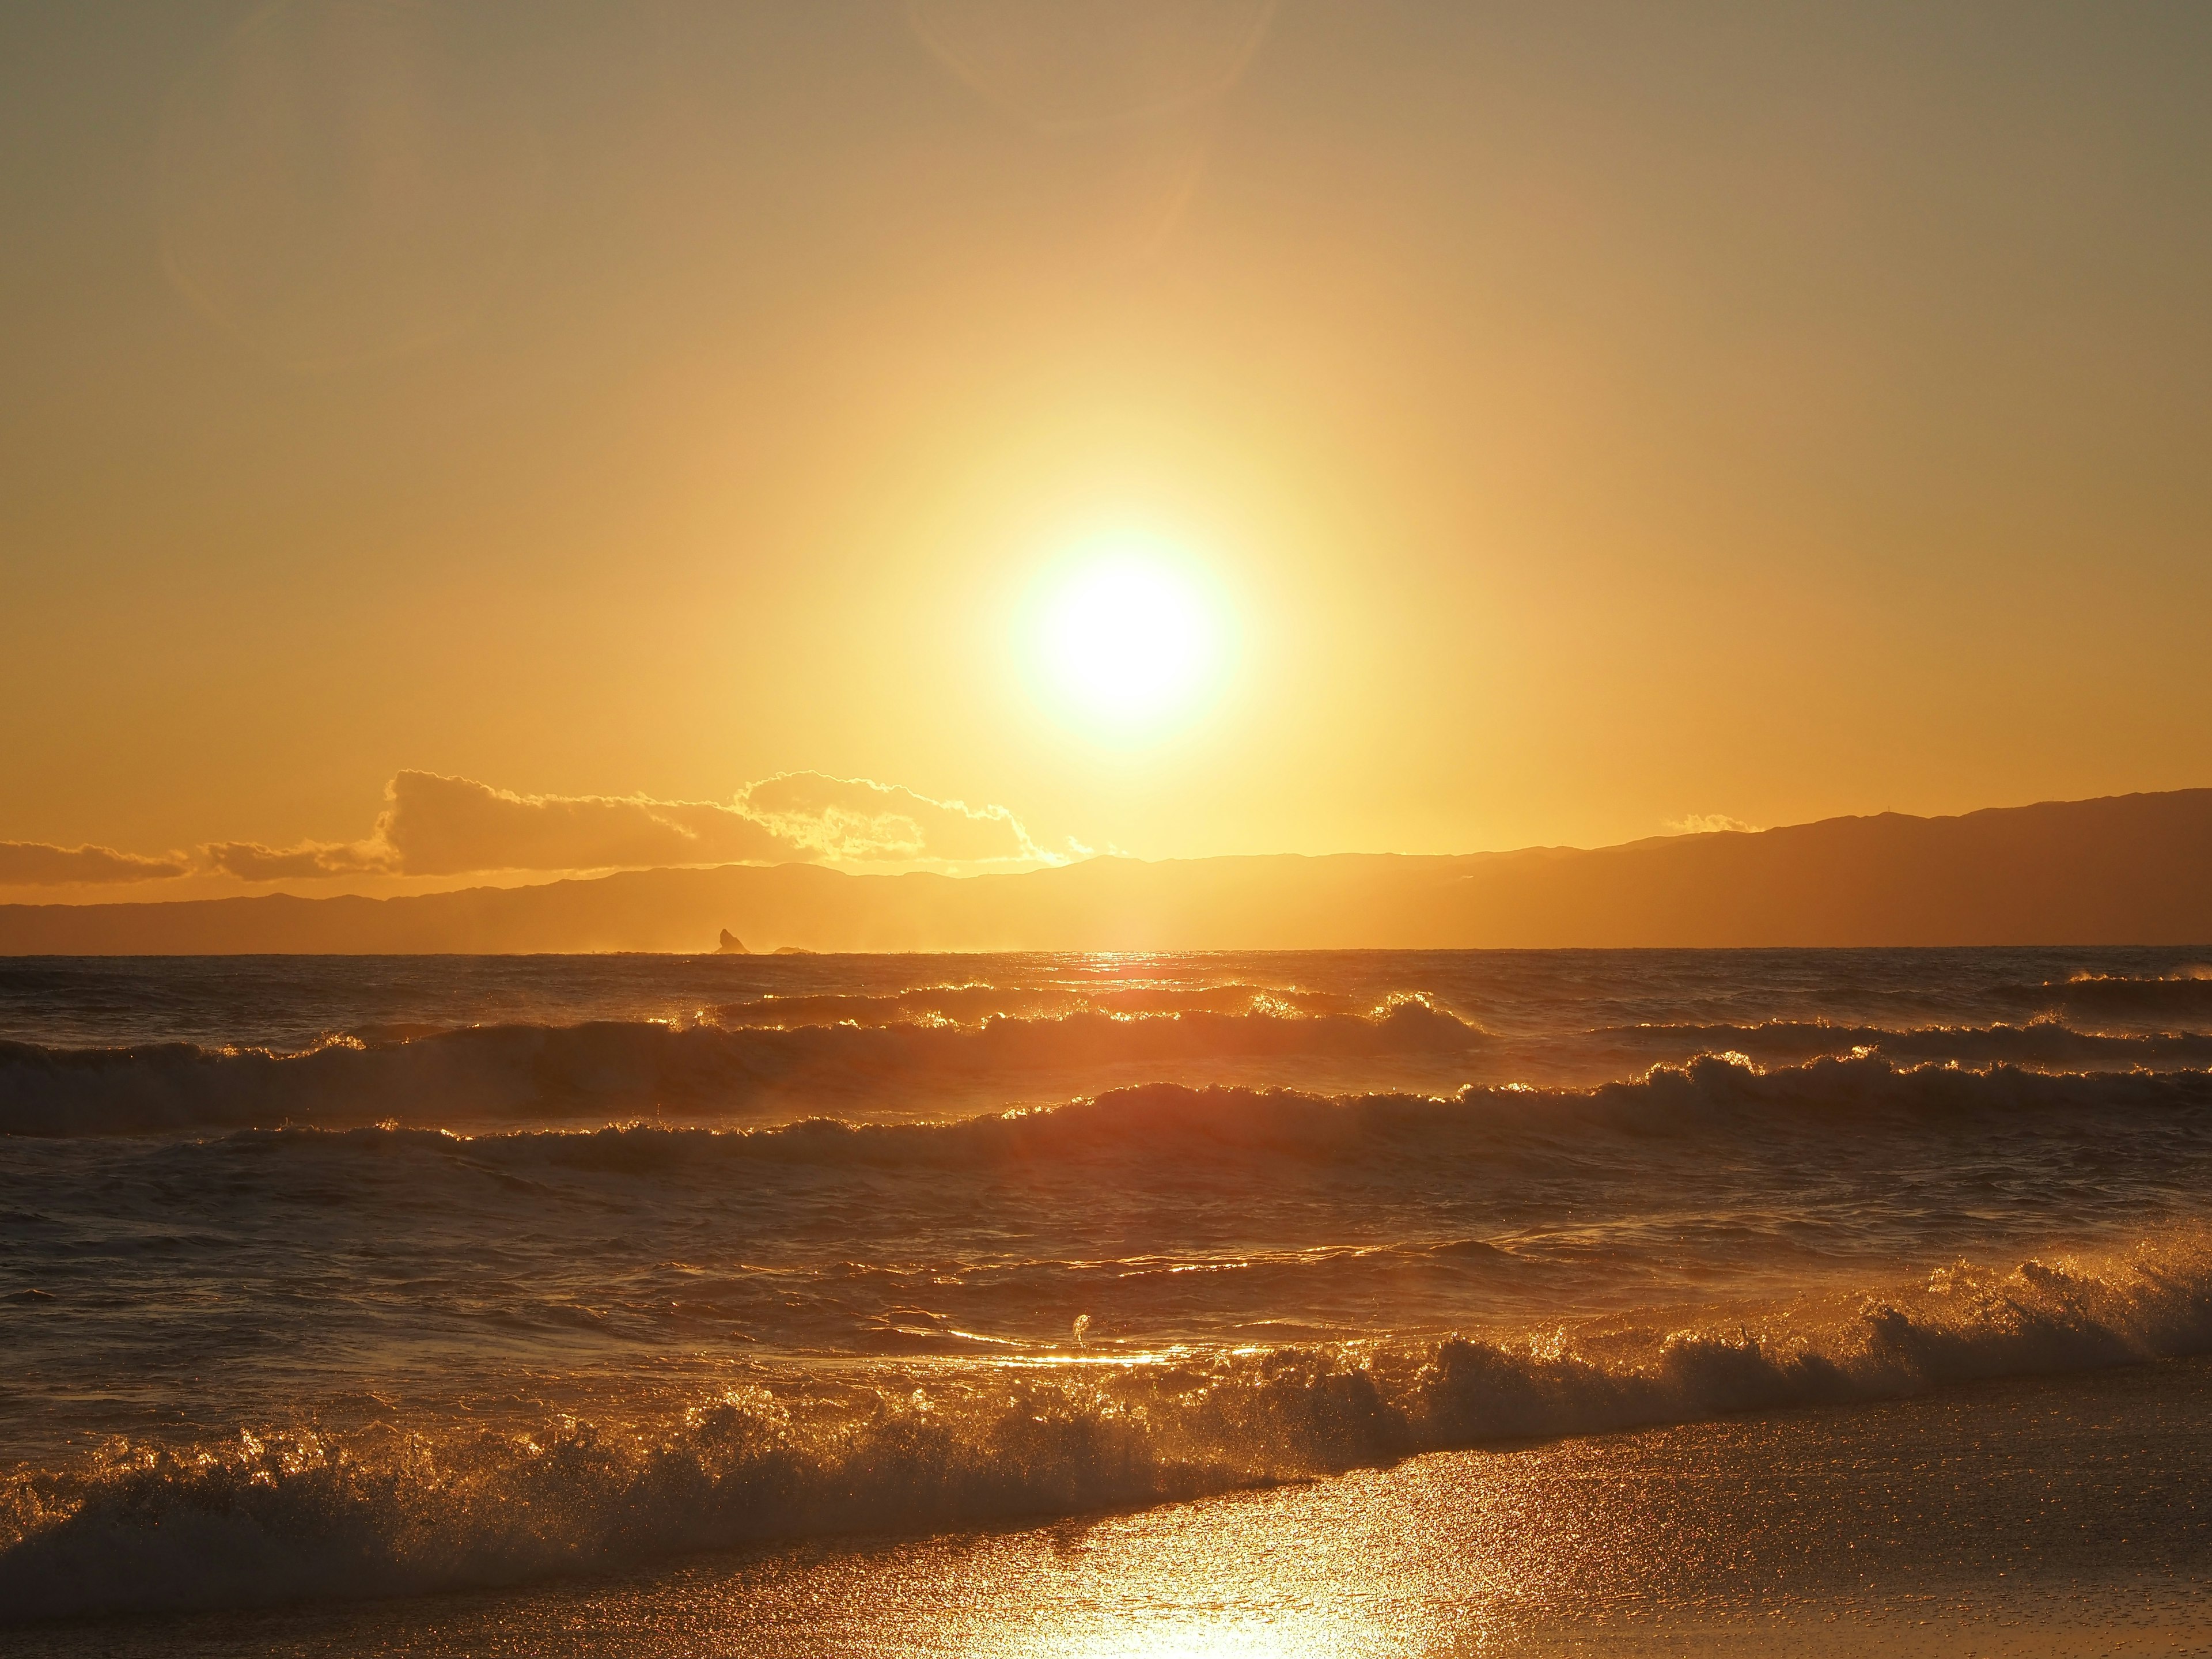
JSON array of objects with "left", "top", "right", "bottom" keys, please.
[
  {"left": 5, "top": 947, "right": 2211, "bottom": 1633},
  {"left": 32, "top": 1359, "right": 2212, "bottom": 1656}
]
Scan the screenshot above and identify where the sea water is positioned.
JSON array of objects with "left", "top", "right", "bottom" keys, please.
[{"left": 3, "top": 948, "right": 2211, "bottom": 1637}]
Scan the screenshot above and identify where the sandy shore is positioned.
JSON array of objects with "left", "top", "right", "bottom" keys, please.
[{"left": 35, "top": 1355, "right": 2210, "bottom": 1657}]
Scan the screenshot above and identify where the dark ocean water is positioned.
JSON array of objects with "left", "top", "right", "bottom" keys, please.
[{"left": 5, "top": 946, "right": 2212, "bottom": 1628}]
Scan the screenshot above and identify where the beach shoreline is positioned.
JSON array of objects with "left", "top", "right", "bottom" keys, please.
[{"left": 29, "top": 1353, "right": 2209, "bottom": 1657}]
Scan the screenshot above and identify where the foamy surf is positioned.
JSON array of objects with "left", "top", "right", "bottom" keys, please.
[
  {"left": 5, "top": 1232, "right": 2207, "bottom": 1624},
  {"left": 7, "top": 1012, "right": 2212, "bottom": 1138},
  {"left": 0, "top": 995, "right": 1493, "bottom": 1136},
  {"left": 8, "top": 948, "right": 2212, "bottom": 1632}
]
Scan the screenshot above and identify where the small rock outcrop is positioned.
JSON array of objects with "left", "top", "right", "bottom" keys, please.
[{"left": 716, "top": 929, "right": 749, "bottom": 955}]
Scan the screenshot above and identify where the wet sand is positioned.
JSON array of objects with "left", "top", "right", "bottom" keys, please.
[{"left": 41, "top": 1355, "right": 2210, "bottom": 1658}]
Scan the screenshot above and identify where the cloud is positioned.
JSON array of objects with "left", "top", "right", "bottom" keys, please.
[
  {"left": 202, "top": 839, "right": 393, "bottom": 880},
  {"left": 372, "top": 771, "right": 796, "bottom": 877},
  {"left": 1665, "top": 813, "right": 1762, "bottom": 836},
  {"left": 0, "top": 842, "right": 190, "bottom": 885},
  {"left": 740, "top": 772, "right": 1047, "bottom": 863},
  {"left": 206, "top": 770, "right": 1056, "bottom": 881}
]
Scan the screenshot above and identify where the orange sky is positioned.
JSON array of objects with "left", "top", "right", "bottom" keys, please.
[{"left": 4, "top": 2, "right": 2210, "bottom": 902}]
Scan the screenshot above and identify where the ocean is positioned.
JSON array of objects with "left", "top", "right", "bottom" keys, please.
[{"left": 5, "top": 947, "right": 2211, "bottom": 1653}]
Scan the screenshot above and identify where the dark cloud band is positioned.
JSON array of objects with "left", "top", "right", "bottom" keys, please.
[
  {"left": 0, "top": 842, "right": 191, "bottom": 885},
  {"left": 5, "top": 770, "right": 1052, "bottom": 887}
]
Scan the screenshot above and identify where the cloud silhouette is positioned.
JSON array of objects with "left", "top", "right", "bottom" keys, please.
[
  {"left": 740, "top": 772, "right": 1047, "bottom": 863},
  {"left": 372, "top": 771, "right": 796, "bottom": 877},
  {"left": 202, "top": 840, "right": 393, "bottom": 880},
  {"left": 0, "top": 842, "right": 190, "bottom": 885},
  {"left": 206, "top": 770, "right": 1055, "bottom": 881}
]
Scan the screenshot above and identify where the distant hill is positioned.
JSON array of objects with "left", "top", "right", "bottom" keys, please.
[{"left": 2, "top": 789, "right": 2208, "bottom": 953}]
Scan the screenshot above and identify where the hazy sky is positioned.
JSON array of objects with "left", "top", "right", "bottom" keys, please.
[{"left": 5, "top": 1, "right": 2209, "bottom": 891}]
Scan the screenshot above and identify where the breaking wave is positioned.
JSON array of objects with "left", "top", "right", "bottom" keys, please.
[
  {"left": 11, "top": 991, "right": 2212, "bottom": 1139},
  {"left": 0, "top": 997, "right": 1485, "bottom": 1137},
  {"left": 6, "top": 1232, "right": 2209, "bottom": 1624},
  {"left": 1603, "top": 1019, "right": 2212, "bottom": 1069},
  {"left": 1997, "top": 971, "right": 2212, "bottom": 1025},
  {"left": 709, "top": 980, "right": 1371, "bottom": 1027},
  {"left": 69, "top": 1054, "right": 2212, "bottom": 1172}
]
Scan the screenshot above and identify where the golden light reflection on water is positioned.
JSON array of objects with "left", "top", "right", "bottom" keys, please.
[
  {"left": 1005, "top": 1611, "right": 1359, "bottom": 1659},
  {"left": 930, "top": 1465, "right": 1479, "bottom": 1659},
  {"left": 127, "top": 1367, "right": 2196, "bottom": 1657}
]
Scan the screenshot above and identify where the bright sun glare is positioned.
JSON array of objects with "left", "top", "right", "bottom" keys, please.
[{"left": 1030, "top": 537, "right": 1225, "bottom": 737}]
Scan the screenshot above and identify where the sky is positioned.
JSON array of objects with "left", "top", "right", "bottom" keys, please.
[{"left": 3, "top": 1, "right": 2210, "bottom": 901}]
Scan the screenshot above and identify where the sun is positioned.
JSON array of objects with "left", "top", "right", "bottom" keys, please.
[{"left": 1027, "top": 536, "right": 1226, "bottom": 737}]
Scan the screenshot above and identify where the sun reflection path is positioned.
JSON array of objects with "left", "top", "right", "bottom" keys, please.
[
  {"left": 935, "top": 1462, "right": 1499, "bottom": 1659},
  {"left": 1007, "top": 1612, "right": 1359, "bottom": 1659}
]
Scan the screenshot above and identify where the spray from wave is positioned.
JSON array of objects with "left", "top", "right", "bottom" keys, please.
[
  {"left": 143, "top": 1052, "right": 2212, "bottom": 1172},
  {"left": 708, "top": 980, "right": 1373, "bottom": 1028},
  {"left": 5, "top": 1231, "right": 2208, "bottom": 1624},
  {"left": 1597, "top": 1018, "right": 2212, "bottom": 1069},
  {"left": 0, "top": 995, "right": 1487, "bottom": 1137},
  {"left": 13, "top": 1000, "right": 2212, "bottom": 1140}
]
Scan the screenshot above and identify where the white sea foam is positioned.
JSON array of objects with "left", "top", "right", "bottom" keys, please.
[
  {"left": 9, "top": 953, "right": 2212, "bottom": 1630},
  {"left": 5, "top": 1231, "right": 2208, "bottom": 1624}
]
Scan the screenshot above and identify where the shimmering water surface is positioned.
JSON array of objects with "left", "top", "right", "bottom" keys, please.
[{"left": 5, "top": 948, "right": 2211, "bottom": 1637}]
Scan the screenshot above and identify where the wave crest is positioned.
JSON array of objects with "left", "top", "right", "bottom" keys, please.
[
  {"left": 0, "top": 998, "right": 1487, "bottom": 1137},
  {"left": 2000, "top": 972, "right": 2212, "bottom": 1024},
  {"left": 6, "top": 1233, "right": 2209, "bottom": 1623},
  {"left": 1605, "top": 1018, "right": 2212, "bottom": 1068},
  {"left": 709, "top": 980, "right": 1373, "bottom": 1028},
  {"left": 80, "top": 1052, "right": 2212, "bottom": 1175}
]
